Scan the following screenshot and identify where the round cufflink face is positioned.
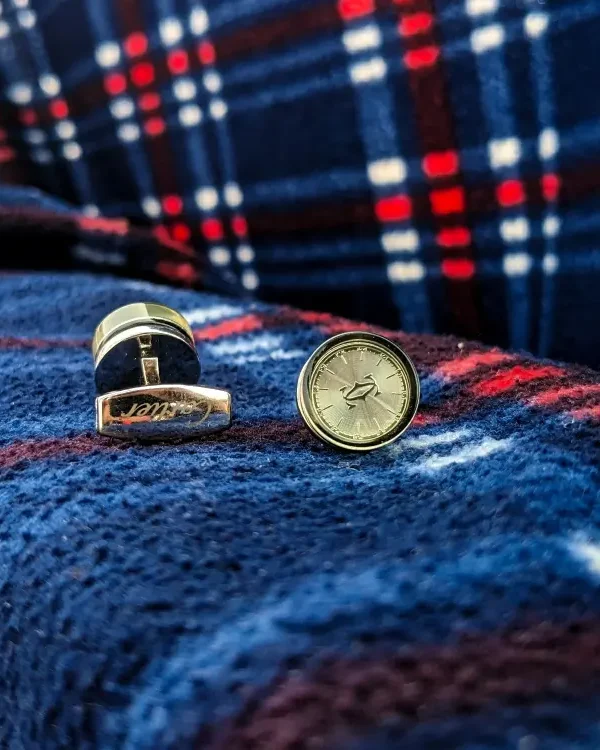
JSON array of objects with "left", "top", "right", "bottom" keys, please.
[
  {"left": 296, "top": 331, "right": 420, "bottom": 451},
  {"left": 93, "top": 302, "right": 200, "bottom": 394}
]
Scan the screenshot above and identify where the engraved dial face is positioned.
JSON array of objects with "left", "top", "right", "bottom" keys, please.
[{"left": 308, "top": 340, "right": 413, "bottom": 446}]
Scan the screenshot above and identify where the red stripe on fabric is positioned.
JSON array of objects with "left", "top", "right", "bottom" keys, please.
[
  {"left": 400, "top": 12, "right": 433, "bottom": 36},
  {"left": 375, "top": 195, "right": 412, "bottom": 222},
  {"left": 19, "top": 107, "right": 38, "bottom": 125},
  {"left": 162, "top": 195, "right": 184, "bottom": 216},
  {"left": 0, "top": 310, "right": 304, "bottom": 351},
  {"left": 404, "top": 45, "right": 439, "bottom": 68},
  {"left": 441, "top": 258, "right": 475, "bottom": 280},
  {"left": 293, "top": 310, "right": 339, "bottom": 325},
  {"left": 168, "top": 49, "right": 190, "bottom": 75},
  {"left": 139, "top": 91, "right": 161, "bottom": 111},
  {"left": 49, "top": 98, "right": 69, "bottom": 119},
  {"left": 542, "top": 173, "right": 560, "bottom": 201},
  {"left": 201, "top": 218, "right": 225, "bottom": 241},
  {"left": 0, "top": 336, "right": 89, "bottom": 350},
  {"left": 211, "top": 620, "right": 600, "bottom": 750},
  {"left": 105, "top": 72, "right": 127, "bottom": 95},
  {"left": 213, "top": 3, "right": 341, "bottom": 62},
  {"left": 0, "top": 434, "right": 122, "bottom": 470},
  {"left": 77, "top": 216, "right": 129, "bottom": 236},
  {"left": 472, "top": 365, "right": 565, "bottom": 397},
  {"left": 423, "top": 150, "right": 459, "bottom": 178},
  {"left": 171, "top": 223, "right": 192, "bottom": 242},
  {"left": 0, "top": 412, "right": 451, "bottom": 472},
  {"left": 193, "top": 314, "right": 266, "bottom": 341},
  {"left": 393, "top": 0, "right": 480, "bottom": 338},
  {"left": 412, "top": 412, "right": 439, "bottom": 426},
  {"left": 0, "top": 123, "right": 18, "bottom": 173},
  {"left": 85, "top": 3, "right": 199, "bottom": 282},
  {"left": 191, "top": 20, "right": 253, "bottom": 273},
  {"left": 437, "top": 351, "right": 513, "bottom": 378},
  {"left": 0, "top": 146, "right": 16, "bottom": 163},
  {"left": 0, "top": 422, "right": 306, "bottom": 470},
  {"left": 571, "top": 405, "right": 600, "bottom": 421},
  {"left": 318, "top": 317, "right": 396, "bottom": 337},
  {"left": 232, "top": 215, "right": 249, "bottom": 238},
  {"left": 155, "top": 260, "right": 198, "bottom": 284},
  {"left": 437, "top": 226, "right": 471, "bottom": 247},
  {"left": 431, "top": 187, "right": 465, "bottom": 215},
  {"left": 530, "top": 384, "right": 600, "bottom": 407},
  {"left": 243, "top": 164, "right": 600, "bottom": 238},
  {"left": 152, "top": 226, "right": 197, "bottom": 258},
  {"left": 197, "top": 40, "right": 216, "bottom": 64},
  {"left": 124, "top": 31, "right": 149, "bottom": 57},
  {"left": 147, "top": 116, "right": 168, "bottom": 135},
  {"left": 497, "top": 179, "right": 526, "bottom": 207},
  {"left": 212, "top": 418, "right": 321, "bottom": 448},
  {"left": 338, "top": 0, "right": 375, "bottom": 19},
  {"left": 130, "top": 61, "right": 155, "bottom": 87},
  {"left": 293, "top": 309, "right": 399, "bottom": 338},
  {"left": 112, "top": 0, "right": 181, "bottom": 215},
  {"left": 418, "top": 370, "right": 592, "bottom": 427}
]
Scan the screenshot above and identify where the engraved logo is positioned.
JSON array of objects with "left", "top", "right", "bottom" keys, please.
[
  {"left": 339, "top": 373, "right": 380, "bottom": 409},
  {"left": 120, "top": 401, "right": 198, "bottom": 421}
]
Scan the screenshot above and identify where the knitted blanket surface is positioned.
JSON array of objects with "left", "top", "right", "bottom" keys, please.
[{"left": 0, "top": 271, "right": 599, "bottom": 750}]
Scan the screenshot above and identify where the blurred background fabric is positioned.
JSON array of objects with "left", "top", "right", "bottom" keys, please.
[{"left": 0, "top": 0, "right": 599, "bottom": 370}]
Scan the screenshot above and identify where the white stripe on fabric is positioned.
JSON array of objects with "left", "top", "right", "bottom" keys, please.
[
  {"left": 207, "top": 333, "right": 283, "bottom": 356},
  {"left": 413, "top": 437, "right": 512, "bottom": 471},
  {"left": 182, "top": 304, "right": 243, "bottom": 326},
  {"left": 402, "top": 429, "right": 471, "bottom": 449}
]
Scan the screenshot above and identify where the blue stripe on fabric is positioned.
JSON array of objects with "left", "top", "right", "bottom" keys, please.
[{"left": 527, "top": 17, "right": 560, "bottom": 358}]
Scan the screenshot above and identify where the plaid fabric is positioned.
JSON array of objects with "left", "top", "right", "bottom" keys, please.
[
  {"left": 0, "top": 0, "right": 599, "bottom": 368},
  {"left": 0, "top": 270, "right": 599, "bottom": 749}
]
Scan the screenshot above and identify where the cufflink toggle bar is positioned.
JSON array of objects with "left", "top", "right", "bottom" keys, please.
[{"left": 92, "top": 303, "right": 231, "bottom": 440}]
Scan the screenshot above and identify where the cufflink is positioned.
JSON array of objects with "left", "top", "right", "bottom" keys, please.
[
  {"left": 296, "top": 331, "right": 420, "bottom": 451},
  {"left": 92, "top": 303, "right": 231, "bottom": 440}
]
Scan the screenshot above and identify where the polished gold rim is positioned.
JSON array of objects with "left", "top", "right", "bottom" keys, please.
[
  {"left": 92, "top": 303, "right": 194, "bottom": 362},
  {"left": 93, "top": 323, "right": 194, "bottom": 370},
  {"left": 296, "top": 331, "right": 420, "bottom": 451}
]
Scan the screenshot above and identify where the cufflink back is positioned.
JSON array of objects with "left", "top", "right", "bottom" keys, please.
[
  {"left": 92, "top": 303, "right": 231, "bottom": 440},
  {"left": 296, "top": 331, "right": 420, "bottom": 451}
]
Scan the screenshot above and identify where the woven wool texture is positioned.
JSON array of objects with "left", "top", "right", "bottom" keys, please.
[
  {"left": 0, "top": 270, "right": 599, "bottom": 749},
  {"left": 0, "top": 0, "right": 599, "bottom": 367}
]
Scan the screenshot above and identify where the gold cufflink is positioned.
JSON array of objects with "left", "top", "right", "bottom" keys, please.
[
  {"left": 296, "top": 331, "right": 420, "bottom": 451},
  {"left": 92, "top": 303, "right": 231, "bottom": 440}
]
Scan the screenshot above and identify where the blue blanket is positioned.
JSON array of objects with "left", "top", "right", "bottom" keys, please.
[{"left": 0, "top": 270, "right": 599, "bottom": 749}]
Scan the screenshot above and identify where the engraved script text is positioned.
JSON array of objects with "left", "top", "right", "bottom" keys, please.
[{"left": 120, "top": 401, "right": 197, "bottom": 421}]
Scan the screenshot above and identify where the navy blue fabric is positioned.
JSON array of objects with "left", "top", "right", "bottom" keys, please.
[{"left": 0, "top": 270, "right": 599, "bottom": 748}]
